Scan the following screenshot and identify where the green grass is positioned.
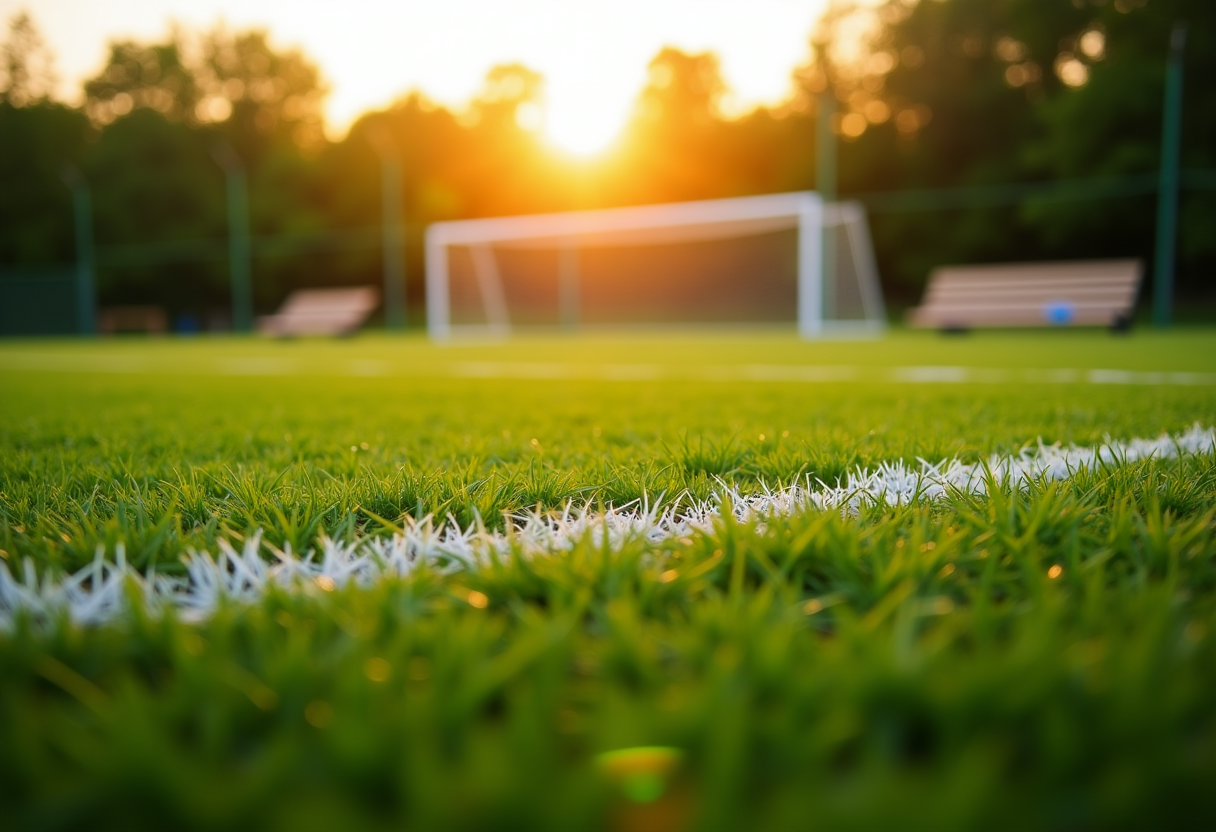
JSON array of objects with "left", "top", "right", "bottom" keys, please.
[{"left": 2, "top": 329, "right": 1216, "bottom": 831}]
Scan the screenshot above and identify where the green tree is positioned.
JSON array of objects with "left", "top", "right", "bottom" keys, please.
[
  {"left": 1021, "top": 0, "right": 1216, "bottom": 296},
  {"left": 83, "top": 109, "right": 227, "bottom": 313},
  {"left": 197, "top": 27, "right": 329, "bottom": 158},
  {"left": 0, "top": 100, "right": 88, "bottom": 266},
  {"left": 616, "top": 48, "right": 734, "bottom": 204},
  {"left": 82, "top": 33, "right": 200, "bottom": 125},
  {"left": 458, "top": 64, "right": 550, "bottom": 216},
  {"left": 77, "top": 26, "right": 336, "bottom": 315},
  {"left": 635, "top": 48, "right": 726, "bottom": 128},
  {"left": 0, "top": 9, "right": 56, "bottom": 106},
  {"left": 801, "top": 0, "right": 1214, "bottom": 301},
  {"left": 0, "top": 11, "right": 86, "bottom": 268}
]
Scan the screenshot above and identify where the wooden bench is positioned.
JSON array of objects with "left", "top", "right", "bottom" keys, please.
[
  {"left": 907, "top": 259, "right": 1142, "bottom": 331},
  {"left": 257, "top": 286, "right": 379, "bottom": 337},
  {"left": 98, "top": 306, "right": 168, "bottom": 335}
]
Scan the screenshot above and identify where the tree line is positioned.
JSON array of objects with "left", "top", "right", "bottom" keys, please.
[{"left": 1, "top": 0, "right": 1212, "bottom": 324}]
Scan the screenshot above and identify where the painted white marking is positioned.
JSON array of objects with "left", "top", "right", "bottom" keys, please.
[
  {"left": 1089, "top": 369, "right": 1138, "bottom": 384},
  {"left": 1169, "top": 372, "right": 1216, "bottom": 386},
  {"left": 734, "top": 364, "right": 859, "bottom": 382},
  {"left": 213, "top": 358, "right": 300, "bottom": 376},
  {"left": 601, "top": 364, "right": 664, "bottom": 380},
  {"left": 1032, "top": 369, "right": 1083, "bottom": 384},
  {"left": 348, "top": 360, "right": 390, "bottom": 377},
  {"left": 0, "top": 352, "right": 151, "bottom": 373},
  {"left": 892, "top": 366, "right": 972, "bottom": 383},
  {"left": 2, "top": 425, "right": 1212, "bottom": 628},
  {"left": 452, "top": 361, "right": 574, "bottom": 379},
  {"left": 3, "top": 351, "right": 1216, "bottom": 386}
]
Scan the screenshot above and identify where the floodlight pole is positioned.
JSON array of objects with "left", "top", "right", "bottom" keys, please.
[
  {"left": 211, "top": 144, "right": 254, "bottom": 333},
  {"left": 816, "top": 91, "right": 837, "bottom": 324},
  {"left": 60, "top": 165, "right": 96, "bottom": 336},
  {"left": 1153, "top": 22, "right": 1186, "bottom": 329},
  {"left": 367, "top": 128, "right": 407, "bottom": 331}
]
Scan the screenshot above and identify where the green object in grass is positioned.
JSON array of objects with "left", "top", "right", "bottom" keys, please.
[{"left": 597, "top": 747, "right": 684, "bottom": 803}]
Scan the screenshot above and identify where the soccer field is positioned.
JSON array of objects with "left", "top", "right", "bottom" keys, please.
[{"left": 3, "top": 329, "right": 1216, "bottom": 831}]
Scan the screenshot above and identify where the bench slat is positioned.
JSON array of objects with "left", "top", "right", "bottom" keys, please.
[
  {"left": 258, "top": 286, "right": 379, "bottom": 336},
  {"left": 923, "top": 287, "right": 1136, "bottom": 302},
  {"left": 929, "top": 259, "right": 1139, "bottom": 278},
  {"left": 908, "top": 259, "right": 1141, "bottom": 330},
  {"left": 909, "top": 310, "right": 1126, "bottom": 327}
]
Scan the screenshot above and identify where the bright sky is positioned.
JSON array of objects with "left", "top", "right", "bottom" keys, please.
[{"left": 4, "top": 0, "right": 828, "bottom": 155}]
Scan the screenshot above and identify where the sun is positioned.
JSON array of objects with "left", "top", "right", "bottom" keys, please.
[
  {"left": 538, "top": 82, "right": 630, "bottom": 157},
  {"left": 544, "top": 107, "right": 621, "bottom": 157}
]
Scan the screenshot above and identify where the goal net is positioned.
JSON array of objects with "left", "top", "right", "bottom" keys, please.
[{"left": 424, "top": 192, "right": 885, "bottom": 339}]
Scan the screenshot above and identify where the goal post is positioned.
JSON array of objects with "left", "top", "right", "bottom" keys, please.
[
  {"left": 822, "top": 200, "right": 887, "bottom": 336},
  {"left": 425, "top": 192, "right": 885, "bottom": 339}
]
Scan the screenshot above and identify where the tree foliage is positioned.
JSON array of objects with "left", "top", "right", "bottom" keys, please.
[
  {"left": 83, "top": 34, "right": 200, "bottom": 125},
  {"left": 1, "top": 1, "right": 1212, "bottom": 321},
  {"left": 0, "top": 10, "right": 56, "bottom": 106}
]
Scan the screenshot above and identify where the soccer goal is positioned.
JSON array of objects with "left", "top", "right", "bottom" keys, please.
[{"left": 424, "top": 192, "right": 885, "bottom": 339}]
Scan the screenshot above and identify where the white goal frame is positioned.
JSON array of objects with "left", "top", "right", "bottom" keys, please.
[{"left": 425, "top": 191, "right": 885, "bottom": 340}]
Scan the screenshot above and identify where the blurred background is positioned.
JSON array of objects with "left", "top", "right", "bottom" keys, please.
[{"left": 1, "top": 0, "right": 1213, "bottom": 336}]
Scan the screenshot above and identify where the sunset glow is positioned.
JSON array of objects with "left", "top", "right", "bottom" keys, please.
[
  {"left": 543, "top": 75, "right": 635, "bottom": 156},
  {"left": 6, "top": 0, "right": 827, "bottom": 149}
]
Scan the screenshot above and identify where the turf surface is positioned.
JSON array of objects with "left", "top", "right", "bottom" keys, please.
[{"left": 2, "top": 329, "right": 1215, "bottom": 831}]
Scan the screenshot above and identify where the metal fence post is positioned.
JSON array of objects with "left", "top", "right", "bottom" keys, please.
[
  {"left": 211, "top": 144, "right": 254, "bottom": 333},
  {"left": 60, "top": 166, "right": 96, "bottom": 336},
  {"left": 816, "top": 92, "right": 837, "bottom": 326},
  {"left": 1153, "top": 22, "right": 1186, "bottom": 329},
  {"left": 367, "top": 129, "right": 407, "bottom": 331}
]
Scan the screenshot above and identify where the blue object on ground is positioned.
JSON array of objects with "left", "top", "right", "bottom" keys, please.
[
  {"left": 1044, "top": 301, "right": 1075, "bottom": 326},
  {"left": 174, "top": 313, "right": 201, "bottom": 335}
]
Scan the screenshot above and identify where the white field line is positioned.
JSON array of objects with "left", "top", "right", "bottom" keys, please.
[
  {"left": 1, "top": 425, "right": 1213, "bottom": 629},
  {"left": 4, "top": 351, "right": 1216, "bottom": 386}
]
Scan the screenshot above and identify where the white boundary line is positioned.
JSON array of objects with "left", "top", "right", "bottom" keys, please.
[
  {"left": 3, "top": 352, "right": 1216, "bottom": 386},
  {"left": 1, "top": 425, "right": 1213, "bottom": 628}
]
